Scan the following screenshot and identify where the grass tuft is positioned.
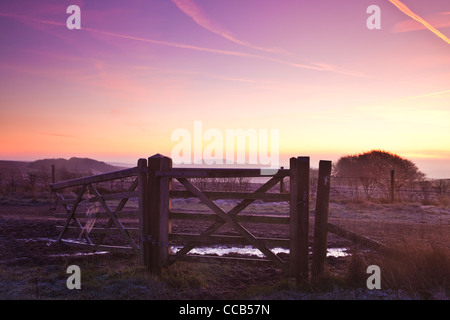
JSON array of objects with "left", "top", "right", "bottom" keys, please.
[
  {"left": 380, "top": 241, "right": 450, "bottom": 299},
  {"left": 162, "top": 262, "right": 209, "bottom": 289}
]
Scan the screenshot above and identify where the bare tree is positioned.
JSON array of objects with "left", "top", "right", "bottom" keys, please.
[{"left": 333, "top": 150, "right": 425, "bottom": 200}]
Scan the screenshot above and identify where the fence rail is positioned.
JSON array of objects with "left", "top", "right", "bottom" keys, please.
[
  {"left": 51, "top": 153, "right": 395, "bottom": 283},
  {"left": 143, "top": 155, "right": 296, "bottom": 275},
  {"left": 51, "top": 167, "right": 140, "bottom": 190},
  {"left": 51, "top": 162, "right": 144, "bottom": 256}
]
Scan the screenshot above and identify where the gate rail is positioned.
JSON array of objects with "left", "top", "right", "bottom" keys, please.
[{"left": 51, "top": 154, "right": 336, "bottom": 282}]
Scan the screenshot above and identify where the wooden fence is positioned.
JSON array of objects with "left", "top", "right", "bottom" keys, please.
[
  {"left": 51, "top": 164, "right": 145, "bottom": 255},
  {"left": 51, "top": 154, "right": 340, "bottom": 282}
]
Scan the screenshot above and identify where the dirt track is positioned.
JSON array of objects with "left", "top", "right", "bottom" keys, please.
[
  {"left": 0, "top": 205, "right": 82, "bottom": 266},
  {"left": 0, "top": 202, "right": 447, "bottom": 300},
  {"left": 0, "top": 203, "right": 353, "bottom": 299}
]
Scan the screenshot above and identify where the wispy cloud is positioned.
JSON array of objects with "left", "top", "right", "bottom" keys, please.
[
  {"left": 393, "top": 11, "right": 450, "bottom": 33},
  {"left": 41, "top": 132, "right": 77, "bottom": 138},
  {"left": 0, "top": 12, "right": 265, "bottom": 60},
  {"left": 388, "top": 0, "right": 450, "bottom": 44},
  {"left": 388, "top": 89, "right": 450, "bottom": 103},
  {"left": 170, "top": 0, "right": 371, "bottom": 77},
  {"left": 0, "top": 12, "right": 65, "bottom": 27},
  {"left": 171, "top": 0, "right": 286, "bottom": 54},
  {"left": 0, "top": 11, "right": 367, "bottom": 78},
  {"left": 357, "top": 88, "right": 450, "bottom": 115}
]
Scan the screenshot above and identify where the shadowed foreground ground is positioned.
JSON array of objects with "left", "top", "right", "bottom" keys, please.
[{"left": 0, "top": 203, "right": 448, "bottom": 300}]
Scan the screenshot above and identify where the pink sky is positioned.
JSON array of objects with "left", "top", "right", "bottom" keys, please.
[{"left": 0, "top": 0, "right": 449, "bottom": 178}]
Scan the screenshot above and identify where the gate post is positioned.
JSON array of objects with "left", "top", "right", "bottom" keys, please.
[
  {"left": 311, "top": 160, "right": 332, "bottom": 282},
  {"left": 147, "top": 154, "right": 172, "bottom": 274},
  {"left": 280, "top": 167, "right": 286, "bottom": 193},
  {"left": 137, "top": 158, "right": 148, "bottom": 266},
  {"left": 289, "top": 157, "right": 310, "bottom": 282}
]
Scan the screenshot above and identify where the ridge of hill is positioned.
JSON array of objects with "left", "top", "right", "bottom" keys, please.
[{"left": 27, "top": 157, "right": 123, "bottom": 175}]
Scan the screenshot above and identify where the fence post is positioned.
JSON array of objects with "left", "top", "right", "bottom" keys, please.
[
  {"left": 311, "top": 160, "right": 332, "bottom": 282},
  {"left": 137, "top": 158, "right": 148, "bottom": 266},
  {"left": 51, "top": 164, "right": 55, "bottom": 183},
  {"left": 280, "top": 167, "right": 286, "bottom": 193},
  {"left": 390, "top": 169, "right": 395, "bottom": 203},
  {"left": 147, "top": 154, "right": 172, "bottom": 274},
  {"left": 50, "top": 164, "right": 56, "bottom": 210},
  {"left": 289, "top": 157, "right": 310, "bottom": 282}
]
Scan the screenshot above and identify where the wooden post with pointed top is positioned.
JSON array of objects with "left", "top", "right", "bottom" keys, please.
[
  {"left": 147, "top": 154, "right": 172, "bottom": 274},
  {"left": 289, "top": 157, "right": 310, "bottom": 282},
  {"left": 51, "top": 164, "right": 55, "bottom": 184},
  {"left": 312, "top": 160, "right": 332, "bottom": 281}
]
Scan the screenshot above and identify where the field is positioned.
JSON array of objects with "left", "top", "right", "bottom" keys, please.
[
  {"left": 0, "top": 161, "right": 449, "bottom": 300},
  {"left": 0, "top": 192, "right": 449, "bottom": 300}
]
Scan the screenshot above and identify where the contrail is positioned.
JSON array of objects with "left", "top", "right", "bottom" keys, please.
[
  {"left": 85, "top": 27, "right": 330, "bottom": 72},
  {"left": 392, "top": 89, "right": 450, "bottom": 102},
  {"left": 392, "top": 11, "right": 450, "bottom": 33},
  {"left": 0, "top": 12, "right": 367, "bottom": 77},
  {"left": 87, "top": 28, "right": 370, "bottom": 76},
  {"left": 0, "top": 12, "right": 278, "bottom": 59},
  {"left": 170, "top": 0, "right": 370, "bottom": 77},
  {"left": 171, "top": 0, "right": 287, "bottom": 54},
  {"left": 388, "top": 0, "right": 450, "bottom": 44},
  {"left": 0, "top": 12, "right": 66, "bottom": 27}
]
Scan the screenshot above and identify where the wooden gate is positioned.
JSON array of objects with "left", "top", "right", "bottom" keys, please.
[
  {"left": 51, "top": 163, "right": 147, "bottom": 257},
  {"left": 143, "top": 155, "right": 311, "bottom": 281},
  {"left": 51, "top": 154, "right": 335, "bottom": 282}
]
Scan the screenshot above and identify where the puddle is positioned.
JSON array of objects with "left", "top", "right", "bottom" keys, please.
[
  {"left": 171, "top": 245, "right": 349, "bottom": 258},
  {"left": 19, "top": 237, "right": 349, "bottom": 259},
  {"left": 17, "top": 237, "right": 55, "bottom": 242},
  {"left": 16, "top": 238, "right": 111, "bottom": 257},
  {"left": 49, "top": 251, "right": 110, "bottom": 258},
  {"left": 327, "top": 247, "right": 350, "bottom": 258},
  {"left": 16, "top": 237, "right": 56, "bottom": 246}
]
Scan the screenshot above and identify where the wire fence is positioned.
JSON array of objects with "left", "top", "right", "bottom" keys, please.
[
  {"left": 1, "top": 165, "right": 449, "bottom": 248},
  {"left": 329, "top": 176, "right": 450, "bottom": 204},
  {"left": 325, "top": 176, "right": 450, "bottom": 248}
]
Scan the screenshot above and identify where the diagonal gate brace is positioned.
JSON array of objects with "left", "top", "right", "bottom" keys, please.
[
  {"left": 175, "top": 175, "right": 284, "bottom": 257},
  {"left": 177, "top": 178, "right": 287, "bottom": 271}
]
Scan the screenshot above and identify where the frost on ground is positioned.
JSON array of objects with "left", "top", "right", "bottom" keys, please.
[{"left": 253, "top": 288, "right": 419, "bottom": 300}]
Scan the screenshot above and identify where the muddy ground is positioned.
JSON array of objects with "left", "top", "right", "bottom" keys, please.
[
  {"left": 0, "top": 203, "right": 351, "bottom": 299},
  {"left": 0, "top": 201, "right": 448, "bottom": 300}
]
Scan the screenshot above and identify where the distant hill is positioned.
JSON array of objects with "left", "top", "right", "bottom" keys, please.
[
  {"left": 28, "top": 157, "right": 122, "bottom": 175},
  {"left": 0, "top": 158, "right": 127, "bottom": 191},
  {"left": 0, "top": 160, "right": 30, "bottom": 170}
]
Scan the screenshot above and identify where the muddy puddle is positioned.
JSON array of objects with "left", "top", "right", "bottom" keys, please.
[
  {"left": 17, "top": 238, "right": 349, "bottom": 259},
  {"left": 171, "top": 245, "right": 349, "bottom": 258}
]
